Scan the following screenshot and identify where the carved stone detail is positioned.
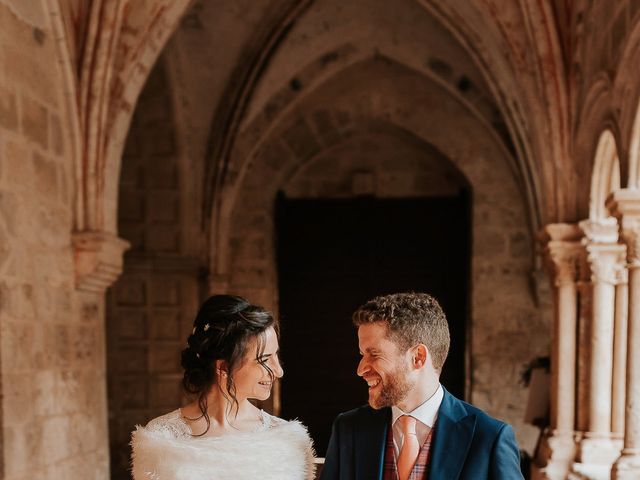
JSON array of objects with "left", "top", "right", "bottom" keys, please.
[
  {"left": 615, "top": 261, "right": 629, "bottom": 285},
  {"left": 580, "top": 217, "right": 619, "bottom": 243},
  {"left": 540, "top": 223, "right": 584, "bottom": 287},
  {"left": 578, "top": 218, "right": 625, "bottom": 285},
  {"left": 607, "top": 190, "right": 640, "bottom": 266},
  {"left": 72, "top": 231, "right": 130, "bottom": 293},
  {"left": 584, "top": 243, "right": 627, "bottom": 285},
  {"left": 621, "top": 223, "right": 640, "bottom": 267}
]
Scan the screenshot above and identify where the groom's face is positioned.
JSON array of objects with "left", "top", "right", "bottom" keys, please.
[{"left": 357, "top": 322, "right": 415, "bottom": 409}]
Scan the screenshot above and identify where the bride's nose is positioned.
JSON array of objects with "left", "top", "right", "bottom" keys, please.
[{"left": 272, "top": 355, "right": 284, "bottom": 378}]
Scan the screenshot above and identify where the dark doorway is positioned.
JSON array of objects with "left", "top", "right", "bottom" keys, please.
[{"left": 276, "top": 192, "right": 471, "bottom": 456}]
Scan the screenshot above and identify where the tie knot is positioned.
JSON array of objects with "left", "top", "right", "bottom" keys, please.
[{"left": 398, "top": 415, "right": 417, "bottom": 435}]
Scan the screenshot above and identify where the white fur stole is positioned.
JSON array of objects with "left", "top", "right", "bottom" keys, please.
[{"left": 131, "top": 420, "right": 316, "bottom": 480}]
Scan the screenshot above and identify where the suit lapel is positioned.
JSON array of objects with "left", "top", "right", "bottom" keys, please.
[
  {"left": 355, "top": 407, "right": 389, "bottom": 480},
  {"left": 428, "top": 390, "right": 476, "bottom": 480}
]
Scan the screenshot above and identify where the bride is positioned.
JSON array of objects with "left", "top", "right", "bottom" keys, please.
[{"left": 131, "top": 295, "right": 316, "bottom": 479}]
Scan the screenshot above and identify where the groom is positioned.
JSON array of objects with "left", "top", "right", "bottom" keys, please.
[{"left": 320, "top": 292, "right": 524, "bottom": 480}]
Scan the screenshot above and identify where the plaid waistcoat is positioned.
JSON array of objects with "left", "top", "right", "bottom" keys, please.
[{"left": 382, "top": 421, "right": 435, "bottom": 480}]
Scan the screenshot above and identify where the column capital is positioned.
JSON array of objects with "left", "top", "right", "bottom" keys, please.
[
  {"left": 607, "top": 189, "right": 640, "bottom": 266},
  {"left": 576, "top": 218, "right": 626, "bottom": 285},
  {"left": 584, "top": 242, "right": 627, "bottom": 285},
  {"left": 72, "top": 231, "right": 130, "bottom": 293},
  {"left": 539, "top": 223, "right": 584, "bottom": 286},
  {"left": 579, "top": 217, "right": 619, "bottom": 244}
]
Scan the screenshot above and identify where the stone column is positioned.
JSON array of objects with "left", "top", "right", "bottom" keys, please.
[
  {"left": 72, "top": 230, "right": 130, "bottom": 479},
  {"left": 612, "top": 267, "right": 628, "bottom": 436},
  {"left": 534, "top": 224, "right": 581, "bottom": 479},
  {"left": 609, "top": 190, "right": 640, "bottom": 478},
  {"left": 574, "top": 219, "right": 626, "bottom": 474}
]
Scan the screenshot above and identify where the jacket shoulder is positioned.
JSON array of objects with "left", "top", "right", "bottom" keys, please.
[
  {"left": 448, "top": 395, "right": 509, "bottom": 437},
  {"left": 334, "top": 404, "right": 388, "bottom": 427}
]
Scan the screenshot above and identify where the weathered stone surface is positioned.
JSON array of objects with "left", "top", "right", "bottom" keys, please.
[
  {"left": 19, "top": 94, "right": 48, "bottom": 148},
  {"left": 3, "top": 140, "right": 32, "bottom": 188},
  {"left": 147, "top": 191, "right": 179, "bottom": 222},
  {"left": 49, "top": 113, "right": 64, "bottom": 156},
  {"left": 32, "top": 152, "right": 57, "bottom": 200},
  {"left": 0, "top": 83, "right": 18, "bottom": 130},
  {"left": 145, "top": 225, "right": 180, "bottom": 252},
  {"left": 281, "top": 119, "right": 322, "bottom": 160},
  {"left": 115, "top": 278, "right": 146, "bottom": 305},
  {"left": 150, "top": 278, "right": 180, "bottom": 305},
  {"left": 117, "top": 311, "right": 147, "bottom": 339}
]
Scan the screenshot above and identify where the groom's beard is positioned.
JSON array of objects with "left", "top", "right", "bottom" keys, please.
[{"left": 369, "top": 362, "right": 414, "bottom": 409}]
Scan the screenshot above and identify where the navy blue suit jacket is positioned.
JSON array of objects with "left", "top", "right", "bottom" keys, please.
[{"left": 320, "top": 388, "right": 524, "bottom": 480}]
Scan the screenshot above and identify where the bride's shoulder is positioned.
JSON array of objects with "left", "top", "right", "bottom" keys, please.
[
  {"left": 260, "top": 410, "right": 292, "bottom": 428},
  {"left": 141, "top": 409, "right": 191, "bottom": 438},
  {"left": 260, "top": 412, "right": 312, "bottom": 438}
]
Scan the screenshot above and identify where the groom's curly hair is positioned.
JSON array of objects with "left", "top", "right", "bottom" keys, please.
[{"left": 352, "top": 292, "right": 450, "bottom": 371}]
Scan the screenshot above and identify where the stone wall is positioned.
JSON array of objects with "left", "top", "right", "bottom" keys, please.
[{"left": 0, "top": 1, "right": 110, "bottom": 479}]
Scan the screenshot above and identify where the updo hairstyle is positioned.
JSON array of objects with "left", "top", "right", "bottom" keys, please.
[{"left": 180, "top": 294, "right": 277, "bottom": 434}]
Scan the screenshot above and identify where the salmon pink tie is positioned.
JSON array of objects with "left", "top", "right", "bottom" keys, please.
[{"left": 397, "top": 415, "right": 420, "bottom": 480}]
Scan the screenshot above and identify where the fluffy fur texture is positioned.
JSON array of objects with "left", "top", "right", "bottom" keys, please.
[{"left": 131, "top": 419, "right": 316, "bottom": 480}]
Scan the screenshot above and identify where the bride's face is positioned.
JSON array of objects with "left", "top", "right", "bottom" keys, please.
[{"left": 232, "top": 326, "right": 283, "bottom": 401}]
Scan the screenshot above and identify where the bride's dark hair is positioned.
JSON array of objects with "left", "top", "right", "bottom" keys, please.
[{"left": 180, "top": 294, "right": 277, "bottom": 435}]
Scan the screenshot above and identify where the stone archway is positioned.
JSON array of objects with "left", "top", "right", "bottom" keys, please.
[
  {"left": 216, "top": 56, "right": 548, "bottom": 451},
  {"left": 590, "top": 130, "right": 622, "bottom": 221}
]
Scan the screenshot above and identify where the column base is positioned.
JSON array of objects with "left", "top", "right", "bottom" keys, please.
[
  {"left": 532, "top": 429, "right": 577, "bottom": 480},
  {"left": 611, "top": 449, "right": 640, "bottom": 479},
  {"left": 570, "top": 434, "right": 622, "bottom": 479},
  {"left": 568, "top": 466, "right": 612, "bottom": 480}
]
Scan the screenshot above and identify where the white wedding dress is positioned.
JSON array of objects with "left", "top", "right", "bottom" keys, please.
[{"left": 131, "top": 409, "right": 316, "bottom": 480}]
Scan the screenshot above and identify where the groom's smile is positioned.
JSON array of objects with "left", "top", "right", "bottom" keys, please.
[
  {"left": 366, "top": 378, "right": 381, "bottom": 388},
  {"left": 357, "top": 322, "right": 414, "bottom": 409}
]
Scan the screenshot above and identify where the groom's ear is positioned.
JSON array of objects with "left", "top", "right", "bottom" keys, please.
[{"left": 412, "top": 344, "right": 428, "bottom": 369}]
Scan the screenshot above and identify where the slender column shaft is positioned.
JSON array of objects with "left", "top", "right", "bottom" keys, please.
[
  {"left": 589, "top": 280, "right": 615, "bottom": 434},
  {"left": 612, "top": 281, "right": 628, "bottom": 435},
  {"left": 556, "top": 281, "right": 577, "bottom": 433},
  {"left": 623, "top": 265, "right": 640, "bottom": 450}
]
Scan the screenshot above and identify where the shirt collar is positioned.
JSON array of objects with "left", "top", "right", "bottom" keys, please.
[{"left": 391, "top": 383, "right": 444, "bottom": 428}]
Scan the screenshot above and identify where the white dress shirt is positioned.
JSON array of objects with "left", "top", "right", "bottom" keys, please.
[{"left": 390, "top": 384, "right": 444, "bottom": 457}]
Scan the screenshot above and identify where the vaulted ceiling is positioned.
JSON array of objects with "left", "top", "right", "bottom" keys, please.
[{"left": 51, "top": 0, "right": 640, "bottom": 237}]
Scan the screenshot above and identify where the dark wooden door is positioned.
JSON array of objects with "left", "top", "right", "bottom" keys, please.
[{"left": 276, "top": 193, "right": 470, "bottom": 455}]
